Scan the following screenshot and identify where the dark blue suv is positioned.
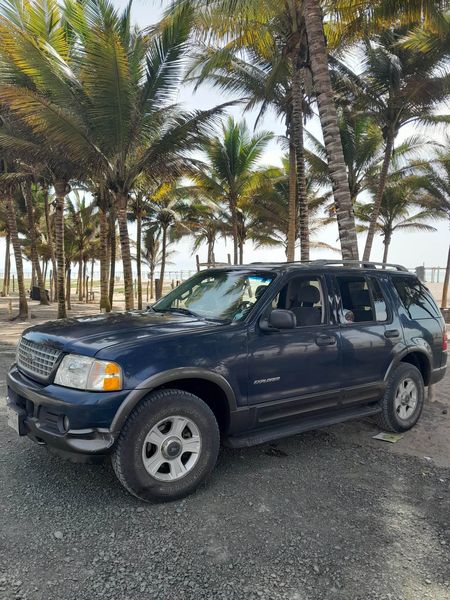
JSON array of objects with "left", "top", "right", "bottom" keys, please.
[{"left": 7, "top": 261, "right": 448, "bottom": 502}]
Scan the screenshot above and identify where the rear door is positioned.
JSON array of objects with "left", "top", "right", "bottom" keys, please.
[{"left": 333, "top": 273, "right": 402, "bottom": 407}]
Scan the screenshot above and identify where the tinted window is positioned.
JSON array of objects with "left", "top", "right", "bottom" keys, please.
[
  {"left": 369, "top": 278, "right": 388, "bottom": 322},
  {"left": 393, "top": 276, "right": 439, "bottom": 320},
  {"left": 337, "top": 276, "right": 373, "bottom": 323},
  {"left": 275, "top": 276, "right": 325, "bottom": 327}
]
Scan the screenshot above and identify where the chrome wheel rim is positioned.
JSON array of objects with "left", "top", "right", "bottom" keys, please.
[
  {"left": 394, "top": 377, "right": 418, "bottom": 421},
  {"left": 141, "top": 416, "right": 201, "bottom": 481}
]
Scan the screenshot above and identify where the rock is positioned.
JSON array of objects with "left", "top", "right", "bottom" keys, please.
[{"left": 53, "top": 531, "right": 63, "bottom": 540}]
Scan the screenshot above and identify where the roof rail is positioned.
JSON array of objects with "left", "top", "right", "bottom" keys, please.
[{"left": 291, "top": 260, "right": 409, "bottom": 272}]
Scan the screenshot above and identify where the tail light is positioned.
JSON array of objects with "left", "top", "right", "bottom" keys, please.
[{"left": 443, "top": 330, "right": 448, "bottom": 352}]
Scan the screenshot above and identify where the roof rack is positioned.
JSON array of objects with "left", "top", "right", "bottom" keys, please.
[{"left": 290, "top": 260, "right": 409, "bottom": 272}]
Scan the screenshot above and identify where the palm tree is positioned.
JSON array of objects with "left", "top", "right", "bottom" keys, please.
[
  {"left": 142, "top": 227, "right": 162, "bottom": 302},
  {"left": 358, "top": 26, "right": 450, "bottom": 260},
  {"left": 144, "top": 183, "right": 192, "bottom": 299},
  {"left": 174, "top": 197, "right": 228, "bottom": 264},
  {"left": 66, "top": 192, "right": 98, "bottom": 302},
  {"left": 21, "top": 181, "right": 49, "bottom": 305},
  {"left": 305, "top": 108, "right": 434, "bottom": 206},
  {"left": 409, "top": 147, "right": 450, "bottom": 308},
  {"left": 192, "top": 117, "right": 272, "bottom": 264},
  {"left": 300, "top": 0, "right": 359, "bottom": 260},
  {"left": 0, "top": 215, "right": 10, "bottom": 297},
  {"left": 249, "top": 158, "right": 336, "bottom": 256},
  {"left": 179, "top": 0, "right": 361, "bottom": 259},
  {"left": 0, "top": 160, "right": 28, "bottom": 318},
  {"left": 0, "top": 0, "right": 231, "bottom": 313},
  {"left": 355, "top": 180, "right": 441, "bottom": 263},
  {"left": 186, "top": 4, "right": 312, "bottom": 261}
]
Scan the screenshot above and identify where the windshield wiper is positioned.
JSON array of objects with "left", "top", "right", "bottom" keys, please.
[
  {"left": 154, "top": 306, "right": 202, "bottom": 318},
  {"left": 154, "top": 307, "right": 223, "bottom": 322}
]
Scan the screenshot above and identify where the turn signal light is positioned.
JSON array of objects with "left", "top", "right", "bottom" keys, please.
[{"left": 443, "top": 330, "right": 448, "bottom": 352}]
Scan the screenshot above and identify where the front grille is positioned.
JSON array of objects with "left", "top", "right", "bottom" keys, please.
[{"left": 17, "top": 337, "right": 61, "bottom": 380}]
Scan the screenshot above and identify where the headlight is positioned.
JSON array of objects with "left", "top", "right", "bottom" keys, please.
[{"left": 54, "top": 354, "right": 123, "bottom": 391}]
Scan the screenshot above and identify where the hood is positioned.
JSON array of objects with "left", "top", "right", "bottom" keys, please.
[{"left": 22, "top": 310, "right": 218, "bottom": 357}]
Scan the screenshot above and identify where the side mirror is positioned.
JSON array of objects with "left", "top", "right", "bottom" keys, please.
[{"left": 260, "top": 309, "right": 296, "bottom": 331}]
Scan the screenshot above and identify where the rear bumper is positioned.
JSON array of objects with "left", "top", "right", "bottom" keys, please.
[
  {"left": 7, "top": 365, "right": 124, "bottom": 456},
  {"left": 430, "top": 365, "right": 447, "bottom": 385}
]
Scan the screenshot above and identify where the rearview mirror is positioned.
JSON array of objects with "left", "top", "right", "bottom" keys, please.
[{"left": 260, "top": 309, "right": 296, "bottom": 331}]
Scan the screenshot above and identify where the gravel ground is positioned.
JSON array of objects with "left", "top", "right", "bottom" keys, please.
[{"left": 0, "top": 320, "right": 449, "bottom": 600}]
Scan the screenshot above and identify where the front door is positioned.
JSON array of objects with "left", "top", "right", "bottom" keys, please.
[{"left": 247, "top": 274, "right": 342, "bottom": 420}]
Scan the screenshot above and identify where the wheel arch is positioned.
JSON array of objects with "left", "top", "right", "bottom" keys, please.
[
  {"left": 110, "top": 369, "right": 237, "bottom": 434},
  {"left": 385, "top": 348, "right": 432, "bottom": 386}
]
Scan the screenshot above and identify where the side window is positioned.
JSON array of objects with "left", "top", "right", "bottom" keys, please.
[
  {"left": 276, "top": 276, "right": 325, "bottom": 327},
  {"left": 337, "top": 276, "right": 373, "bottom": 323},
  {"left": 393, "top": 276, "right": 439, "bottom": 320},
  {"left": 369, "top": 278, "right": 388, "bottom": 322}
]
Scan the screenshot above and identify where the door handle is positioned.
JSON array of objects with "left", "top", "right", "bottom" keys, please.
[
  {"left": 316, "top": 334, "right": 337, "bottom": 347},
  {"left": 384, "top": 329, "right": 400, "bottom": 339}
]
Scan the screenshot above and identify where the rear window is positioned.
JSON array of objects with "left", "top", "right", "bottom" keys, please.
[{"left": 392, "top": 276, "right": 440, "bottom": 320}]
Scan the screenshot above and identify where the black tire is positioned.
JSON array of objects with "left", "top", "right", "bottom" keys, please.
[
  {"left": 373, "top": 363, "right": 425, "bottom": 433},
  {"left": 111, "top": 389, "right": 220, "bottom": 502}
]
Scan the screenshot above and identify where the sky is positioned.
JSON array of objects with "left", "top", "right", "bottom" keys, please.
[{"left": 1, "top": 0, "right": 448, "bottom": 277}]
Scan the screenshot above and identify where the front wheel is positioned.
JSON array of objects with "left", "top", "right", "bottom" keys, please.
[
  {"left": 374, "top": 363, "right": 425, "bottom": 433},
  {"left": 112, "top": 389, "right": 220, "bottom": 502}
]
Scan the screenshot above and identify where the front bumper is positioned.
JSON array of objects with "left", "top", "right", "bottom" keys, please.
[{"left": 7, "top": 365, "right": 128, "bottom": 456}]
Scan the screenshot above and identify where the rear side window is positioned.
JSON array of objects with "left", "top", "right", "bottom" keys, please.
[
  {"left": 336, "top": 276, "right": 373, "bottom": 323},
  {"left": 336, "top": 275, "right": 388, "bottom": 323},
  {"left": 393, "top": 276, "right": 440, "bottom": 320}
]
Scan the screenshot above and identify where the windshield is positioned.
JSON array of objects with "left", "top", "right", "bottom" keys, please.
[{"left": 152, "top": 270, "right": 275, "bottom": 322}]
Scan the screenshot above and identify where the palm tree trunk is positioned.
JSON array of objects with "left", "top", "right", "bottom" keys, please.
[
  {"left": 108, "top": 204, "right": 116, "bottom": 308},
  {"left": 441, "top": 243, "right": 450, "bottom": 309},
  {"left": 99, "top": 209, "right": 111, "bottom": 312},
  {"left": 6, "top": 195, "right": 28, "bottom": 319},
  {"left": 90, "top": 259, "right": 94, "bottom": 298},
  {"left": 77, "top": 257, "right": 83, "bottom": 300},
  {"left": 362, "top": 135, "right": 395, "bottom": 261},
  {"left": 2, "top": 234, "right": 10, "bottom": 296},
  {"left": 302, "top": 0, "right": 359, "bottom": 260},
  {"left": 43, "top": 188, "right": 57, "bottom": 302},
  {"left": 54, "top": 180, "right": 68, "bottom": 319},
  {"left": 83, "top": 259, "right": 87, "bottom": 302},
  {"left": 66, "top": 266, "right": 71, "bottom": 311},
  {"left": 207, "top": 233, "right": 215, "bottom": 264},
  {"left": 23, "top": 183, "right": 49, "bottom": 305},
  {"left": 229, "top": 196, "right": 239, "bottom": 265},
  {"left": 117, "top": 194, "right": 134, "bottom": 310},
  {"left": 382, "top": 235, "right": 391, "bottom": 264},
  {"left": 136, "top": 207, "right": 142, "bottom": 310},
  {"left": 157, "top": 226, "right": 168, "bottom": 300},
  {"left": 287, "top": 132, "right": 297, "bottom": 262},
  {"left": 150, "top": 265, "right": 154, "bottom": 301},
  {"left": 292, "top": 64, "right": 309, "bottom": 261}
]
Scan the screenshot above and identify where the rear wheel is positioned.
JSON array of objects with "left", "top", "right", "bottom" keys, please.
[
  {"left": 112, "top": 389, "right": 220, "bottom": 502},
  {"left": 374, "top": 363, "right": 425, "bottom": 432}
]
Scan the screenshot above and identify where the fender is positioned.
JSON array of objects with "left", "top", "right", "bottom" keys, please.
[
  {"left": 384, "top": 345, "right": 432, "bottom": 383},
  {"left": 110, "top": 367, "right": 238, "bottom": 433}
]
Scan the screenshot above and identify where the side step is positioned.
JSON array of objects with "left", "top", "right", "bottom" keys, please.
[{"left": 224, "top": 405, "right": 380, "bottom": 448}]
